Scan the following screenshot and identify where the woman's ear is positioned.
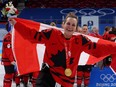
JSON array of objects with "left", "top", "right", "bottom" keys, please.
[{"left": 61, "top": 21, "right": 64, "bottom": 28}]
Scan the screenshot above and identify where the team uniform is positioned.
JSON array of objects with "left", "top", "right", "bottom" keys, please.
[
  {"left": 102, "top": 31, "right": 116, "bottom": 67},
  {"left": 77, "top": 65, "right": 93, "bottom": 87},
  {"left": 77, "top": 34, "right": 94, "bottom": 87},
  {"left": 1, "top": 33, "right": 20, "bottom": 87},
  {"left": 20, "top": 72, "right": 39, "bottom": 87},
  {"left": 76, "top": 32, "right": 102, "bottom": 87},
  {"left": 14, "top": 21, "right": 116, "bottom": 87},
  {"left": 106, "top": 31, "right": 116, "bottom": 69},
  {"left": 31, "top": 71, "right": 39, "bottom": 87},
  {"left": 102, "top": 32, "right": 111, "bottom": 67},
  {"left": 102, "top": 31, "right": 109, "bottom": 40},
  {"left": 33, "top": 29, "right": 96, "bottom": 87}
]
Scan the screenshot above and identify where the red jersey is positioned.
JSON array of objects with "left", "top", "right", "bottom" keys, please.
[
  {"left": 102, "top": 32, "right": 109, "bottom": 40},
  {"left": 1, "top": 33, "right": 15, "bottom": 65},
  {"left": 30, "top": 29, "right": 115, "bottom": 87},
  {"left": 14, "top": 19, "right": 116, "bottom": 87},
  {"left": 107, "top": 31, "right": 116, "bottom": 74}
]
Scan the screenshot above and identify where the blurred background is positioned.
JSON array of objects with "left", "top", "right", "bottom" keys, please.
[{"left": 0, "top": 0, "right": 116, "bottom": 37}]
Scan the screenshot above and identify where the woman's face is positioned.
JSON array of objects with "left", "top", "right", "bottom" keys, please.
[
  {"left": 92, "top": 27, "right": 98, "bottom": 33},
  {"left": 62, "top": 17, "right": 77, "bottom": 38},
  {"left": 82, "top": 26, "right": 88, "bottom": 35}
]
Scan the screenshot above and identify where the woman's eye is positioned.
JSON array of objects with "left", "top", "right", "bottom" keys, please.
[
  {"left": 72, "top": 24, "right": 76, "bottom": 27},
  {"left": 67, "top": 22, "right": 70, "bottom": 25}
]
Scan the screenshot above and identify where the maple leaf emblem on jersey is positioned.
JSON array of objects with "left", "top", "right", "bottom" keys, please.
[{"left": 51, "top": 49, "right": 74, "bottom": 69}]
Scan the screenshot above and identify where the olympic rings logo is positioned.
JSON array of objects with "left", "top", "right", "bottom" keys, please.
[
  {"left": 60, "top": 8, "right": 115, "bottom": 17},
  {"left": 60, "top": 8, "right": 78, "bottom": 14},
  {"left": 100, "top": 74, "right": 116, "bottom": 82}
]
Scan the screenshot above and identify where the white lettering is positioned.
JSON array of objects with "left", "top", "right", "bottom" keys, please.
[
  {"left": 111, "top": 83, "right": 116, "bottom": 86},
  {"left": 96, "top": 83, "right": 110, "bottom": 86}
]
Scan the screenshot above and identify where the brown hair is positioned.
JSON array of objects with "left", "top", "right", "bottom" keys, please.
[
  {"left": 50, "top": 22, "right": 56, "bottom": 26},
  {"left": 105, "top": 26, "right": 111, "bottom": 31},
  {"left": 112, "top": 27, "right": 116, "bottom": 32},
  {"left": 63, "top": 12, "right": 78, "bottom": 26},
  {"left": 82, "top": 24, "right": 88, "bottom": 27}
]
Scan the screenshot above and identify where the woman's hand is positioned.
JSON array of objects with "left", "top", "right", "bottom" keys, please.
[{"left": 11, "top": 61, "right": 16, "bottom": 65}]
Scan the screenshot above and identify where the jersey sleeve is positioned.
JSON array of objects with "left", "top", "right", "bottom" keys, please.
[
  {"left": 2, "top": 34, "right": 14, "bottom": 64},
  {"left": 14, "top": 18, "right": 54, "bottom": 44},
  {"left": 82, "top": 35, "right": 116, "bottom": 58}
]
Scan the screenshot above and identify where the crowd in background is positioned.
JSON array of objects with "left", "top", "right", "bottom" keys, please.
[
  {"left": 75, "top": 24, "right": 116, "bottom": 87},
  {"left": 24, "top": 0, "right": 116, "bottom": 8},
  {"left": 0, "top": 0, "right": 116, "bottom": 8}
]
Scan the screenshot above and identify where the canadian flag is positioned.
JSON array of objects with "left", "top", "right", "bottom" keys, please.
[
  {"left": 12, "top": 18, "right": 116, "bottom": 75},
  {"left": 12, "top": 18, "right": 62, "bottom": 75},
  {"left": 78, "top": 51, "right": 105, "bottom": 65},
  {"left": 78, "top": 35, "right": 110, "bottom": 66}
]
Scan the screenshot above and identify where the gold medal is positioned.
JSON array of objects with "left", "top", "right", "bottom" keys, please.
[{"left": 64, "top": 68, "right": 72, "bottom": 77}]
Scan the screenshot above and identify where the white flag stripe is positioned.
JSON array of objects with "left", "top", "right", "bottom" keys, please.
[
  {"left": 78, "top": 51, "right": 89, "bottom": 65},
  {"left": 83, "top": 34, "right": 99, "bottom": 42},
  {"left": 55, "top": 83, "right": 61, "bottom": 87},
  {"left": 110, "top": 66, "right": 116, "bottom": 75},
  {"left": 40, "top": 23, "right": 99, "bottom": 43},
  {"left": 36, "top": 44, "right": 46, "bottom": 70},
  {"left": 40, "top": 23, "right": 62, "bottom": 31}
]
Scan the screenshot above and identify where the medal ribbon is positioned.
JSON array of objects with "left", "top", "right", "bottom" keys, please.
[{"left": 64, "top": 40, "right": 72, "bottom": 68}]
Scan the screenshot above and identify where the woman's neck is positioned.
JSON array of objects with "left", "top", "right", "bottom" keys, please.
[{"left": 64, "top": 34, "right": 72, "bottom": 40}]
